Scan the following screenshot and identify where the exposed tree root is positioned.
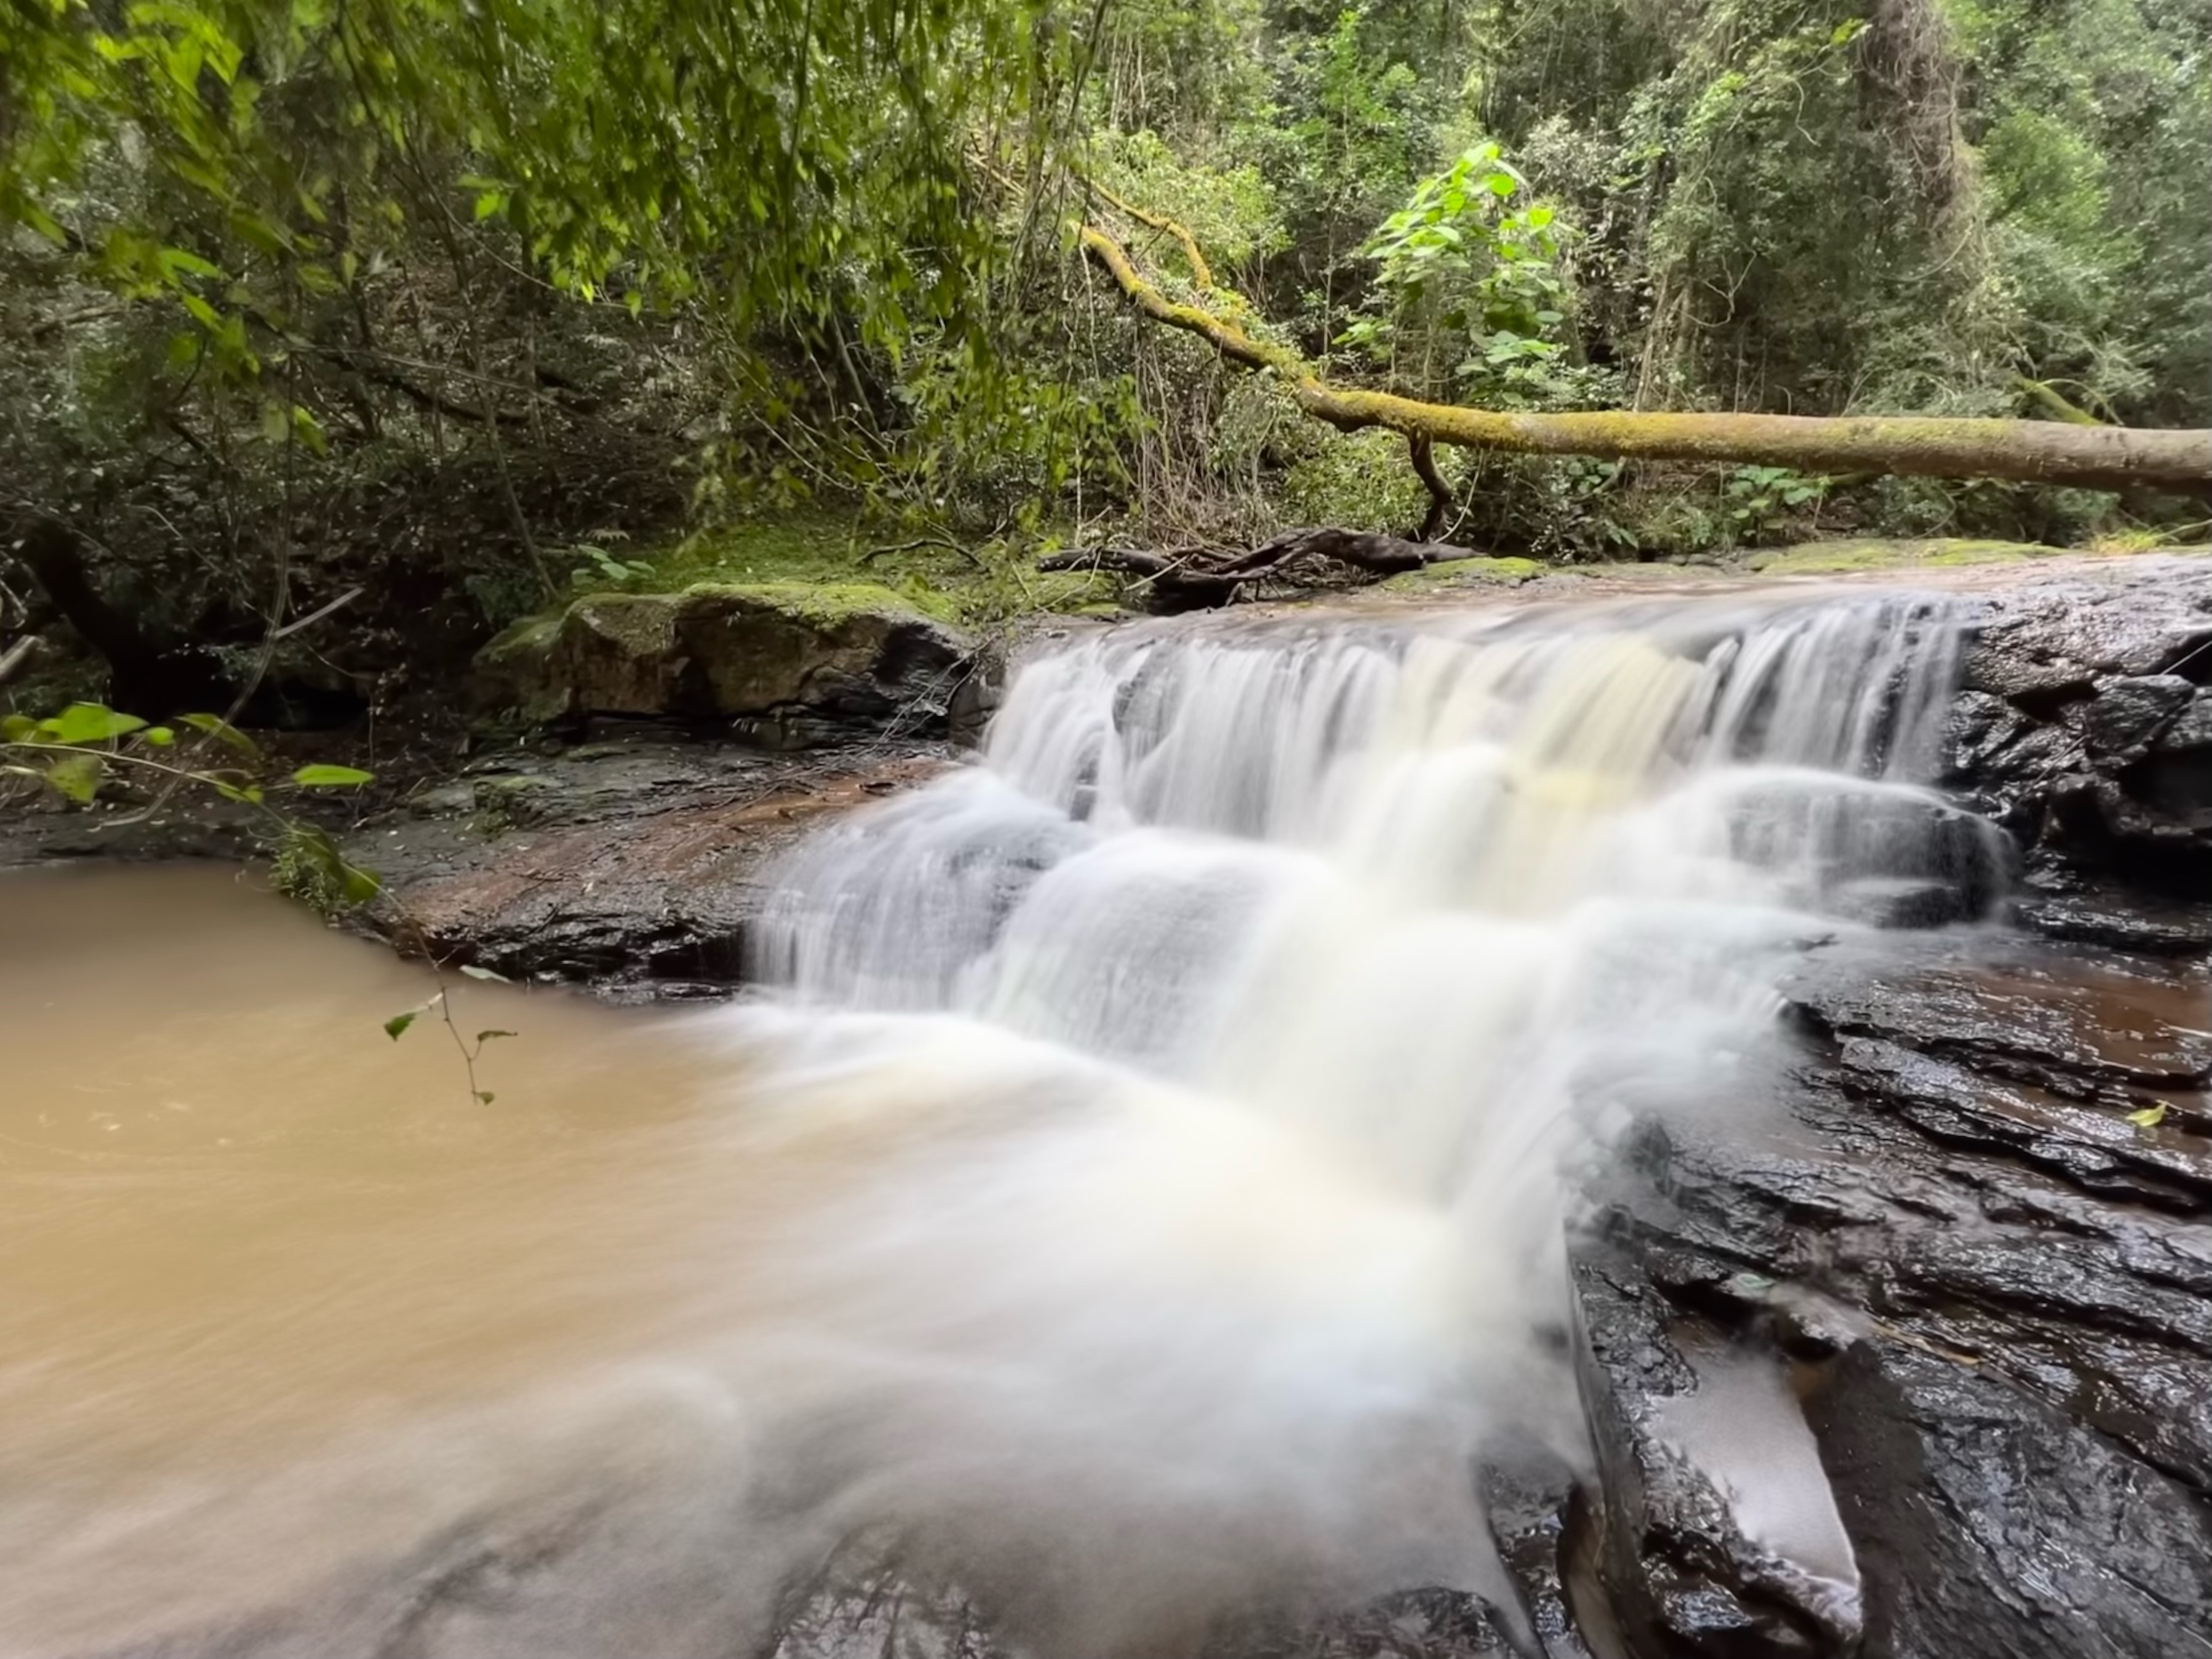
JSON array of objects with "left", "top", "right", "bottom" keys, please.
[{"left": 1042, "top": 526, "right": 1467, "bottom": 611}]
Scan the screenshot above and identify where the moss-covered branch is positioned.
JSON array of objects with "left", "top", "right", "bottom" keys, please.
[{"left": 1079, "top": 224, "right": 2212, "bottom": 495}]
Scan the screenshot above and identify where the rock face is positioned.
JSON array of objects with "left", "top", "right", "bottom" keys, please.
[
  {"left": 341, "top": 734, "right": 951, "bottom": 992},
  {"left": 1565, "top": 556, "right": 2212, "bottom": 1659},
  {"left": 1946, "top": 554, "right": 2212, "bottom": 908},
  {"left": 476, "top": 583, "right": 975, "bottom": 747},
  {"left": 1572, "top": 929, "right": 2212, "bottom": 1659}
]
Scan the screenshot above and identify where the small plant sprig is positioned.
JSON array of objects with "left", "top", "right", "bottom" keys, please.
[{"left": 383, "top": 964, "right": 516, "bottom": 1106}]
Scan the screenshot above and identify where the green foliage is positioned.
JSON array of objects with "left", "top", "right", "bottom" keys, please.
[
  {"left": 1343, "top": 142, "right": 1602, "bottom": 407},
  {"left": 1, "top": 700, "right": 380, "bottom": 909},
  {"left": 1, "top": 0, "right": 2203, "bottom": 608},
  {"left": 1722, "top": 465, "right": 1831, "bottom": 543},
  {"left": 564, "top": 543, "right": 659, "bottom": 592}
]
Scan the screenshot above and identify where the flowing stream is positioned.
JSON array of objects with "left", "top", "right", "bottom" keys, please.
[{"left": 0, "top": 588, "right": 2013, "bottom": 1658}]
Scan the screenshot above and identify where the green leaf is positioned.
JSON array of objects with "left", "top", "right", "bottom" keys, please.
[
  {"left": 2126, "top": 1103, "right": 2169, "bottom": 1129},
  {"left": 458, "top": 964, "right": 511, "bottom": 981},
  {"left": 476, "top": 1029, "right": 517, "bottom": 1043},
  {"left": 291, "top": 764, "right": 373, "bottom": 787},
  {"left": 142, "top": 726, "right": 176, "bottom": 746},
  {"left": 209, "top": 779, "right": 266, "bottom": 805},
  {"left": 180, "top": 713, "right": 261, "bottom": 758},
  {"left": 156, "top": 246, "right": 221, "bottom": 281},
  {"left": 44, "top": 753, "right": 104, "bottom": 804},
  {"left": 41, "top": 703, "right": 146, "bottom": 743},
  {"left": 1, "top": 714, "right": 34, "bottom": 742},
  {"left": 384, "top": 1010, "right": 419, "bottom": 1041},
  {"left": 474, "top": 1091, "right": 496, "bottom": 1105}
]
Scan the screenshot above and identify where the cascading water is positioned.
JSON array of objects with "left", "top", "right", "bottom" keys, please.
[
  {"left": 729, "top": 587, "right": 2011, "bottom": 1650},
  {"left": 0, "top": 586, "right": 2021, "bottom": 1659}
]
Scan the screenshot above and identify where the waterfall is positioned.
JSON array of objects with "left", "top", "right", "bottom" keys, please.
[{"left": 714, "top": 589, "right": 2006, "bottom": 1651}]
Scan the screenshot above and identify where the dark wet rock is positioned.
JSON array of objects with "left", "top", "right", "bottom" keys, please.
[
  {"left": 1719, "top": 780, "right": 2014, "bottom": 929},
  {"left": 1571, "top": 1258, "right": 1862, "bottom": 1659},
  {"left": 2011, "top": 870, "right": 2212, "bottom": 957},
  {"left": 340, "top": 731, "right": 951, "bottom": 993},
  {"left": 1947, "top": 554, "right": 2212, "bottom": 885},
  {"left": 475, "top": 585, "right": 976, "bottom": 747},
  {"left": 1570, "top": 919, "right": 2212, "bottom": 1659}
]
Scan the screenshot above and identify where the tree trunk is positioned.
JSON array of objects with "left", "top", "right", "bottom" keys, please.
[
  {"left": 1079, "top": 225, "right": 2212, "bottom": 496},
  {"left": 10, "top": 516, "right": 232, "bottom": 713}
]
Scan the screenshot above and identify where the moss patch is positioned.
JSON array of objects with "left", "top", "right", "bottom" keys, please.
[
  {"left": 565, "top": 510, "right": 1122, "bottom": 625},
  {"left": 677, "top": 579, "right": 953, "bottom": 630},
  {"left": 1746, "top": 537, "right": 2062, "bottom": 575},
  {"left": 1381, "top": 556, "right": 1546, "bottom": 593}
]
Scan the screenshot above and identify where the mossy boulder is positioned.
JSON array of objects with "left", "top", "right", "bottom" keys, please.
[{"left": 477, "top": 582, "right": 974, "bottom": 747}]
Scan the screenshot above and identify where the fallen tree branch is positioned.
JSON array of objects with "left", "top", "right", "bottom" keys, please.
[
  {"left": 1043, "top": 526, "right": 1469, "bottom": 610},
  {"left": 1077, "top": 223, "right": 2212, "bottom": 495},
  {"left": 1080, "top": 176, "right": 1217, "bottom": 290}
]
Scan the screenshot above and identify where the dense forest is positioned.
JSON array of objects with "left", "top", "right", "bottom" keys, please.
[{"left": 2, "top": 0, "right": 2208, "bottom": 720}]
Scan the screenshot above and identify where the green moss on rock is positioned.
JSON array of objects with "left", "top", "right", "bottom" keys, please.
[
  {"left": 678, "top": 578, "right": 960, "bottom": 628},
  {"left": 472, "top": 576, "right": 974, "bottom": 737},
  {"left": 1746, "top": 538, "right": 2060, "bottom": 575},
  {"left": 1381, "top": 556, "right": 1545, "bottom": 593}
]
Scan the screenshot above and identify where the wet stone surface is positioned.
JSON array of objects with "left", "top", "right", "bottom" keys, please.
[
  {"left": 335, "top": 730, "right": 954, "bottom": 995},
  {"left": 1570, "top": 925, "right": 2212, "bottom": 1659}
]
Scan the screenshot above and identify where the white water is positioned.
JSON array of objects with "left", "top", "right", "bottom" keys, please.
[
  {"left": 736, "top": 589, "right": 1999, "bottom": 1642},
  {"left": 0, "top": 588, "right": 2006, "bottom": 1658}
]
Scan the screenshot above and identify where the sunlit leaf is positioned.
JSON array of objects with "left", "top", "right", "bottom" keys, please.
[
  {"left": 291, "top": 764, "right": 373, "bottom": 786},
  {"left": 40, "top": 703, "right": 146, "bottom": 743}
]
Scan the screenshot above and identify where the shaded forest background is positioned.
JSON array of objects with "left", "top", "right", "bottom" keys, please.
[{"left": 2, "top": 0, "right": 2207, "bottom": 718}]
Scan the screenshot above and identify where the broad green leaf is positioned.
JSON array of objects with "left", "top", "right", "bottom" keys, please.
[
  {"left": 44, "top": 753, "right": 104, "bottom": 804},
  {"left": 1, "top": 714, "right": 34, "bottom": 743},
  {"left": 2126, "top": 1103, "right": 2169, "bottom": 1129},
  {"left": 142, "top": 727, "right": 176, "bottom": 746},
  {"left": 291, "top": 764, "right": 372, "bottom": 787},
  {"left": 156, "top": 246, "right": 221, "bottom": 281},
  {"left": 384, "top": 1010, "right": 419, "bottom": 1041},
  {"left": 41, "top": 703, "right": 147, "bottom": 743}
]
